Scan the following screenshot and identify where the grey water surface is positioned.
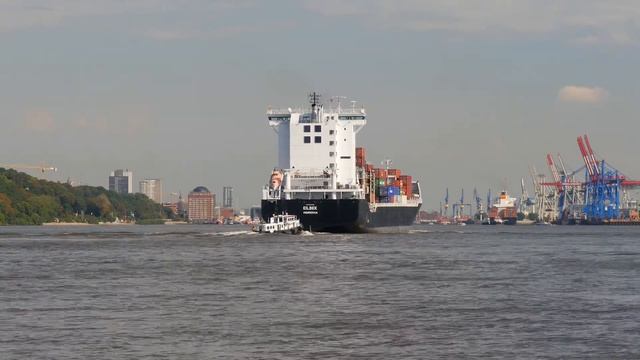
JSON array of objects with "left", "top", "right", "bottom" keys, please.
[{"left": 1, "top": 224, "right": 639, "bottom": 359}]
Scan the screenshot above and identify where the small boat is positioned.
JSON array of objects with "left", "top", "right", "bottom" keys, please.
[{"left": 253, "top": 214, "right": 303, "bottom": 234}]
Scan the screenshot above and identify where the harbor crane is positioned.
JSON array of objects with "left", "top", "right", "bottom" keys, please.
[
  {"left": 452, "top": 188, "right": 473, "bottom": 222},
  {"left": 473, "top": 187, "right": 484, "bottom": 222},
  {"left": 535, "top": 134, "right": 640, "bottom": 224}
]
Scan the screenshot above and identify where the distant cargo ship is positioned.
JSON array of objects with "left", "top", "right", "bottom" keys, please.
[
  {"left": 261, "top": 93, "right": 422, "bottom": 233},
  {"left": 485, "top": 191, "right": 518, "bottom": 225}
]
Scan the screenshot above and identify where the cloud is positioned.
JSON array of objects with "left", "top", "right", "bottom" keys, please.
[
  {"left": 304, "top": 0, "right": 640, "bottom": 45},
  {"left": 144, "top": 29, "right": 199, "bottom": 41},
  {"left": 143, "top": 21, "right": 296, "bottom": 41},
  {"left": 558, "top": 85, "right": 608, "bottom": 103},
  {"left": 24, "top": 110, "right": 55, "bottom": 131},
  {"left": 0, "top": 0, "right": 257, "bottom": 33}
]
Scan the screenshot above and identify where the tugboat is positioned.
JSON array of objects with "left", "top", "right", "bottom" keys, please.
[
  {"left": 254, "top": 214, "right": 302, "bottom": 234},
  {"left": 261, "top": 92, "right": 422, "bottom": 233}
]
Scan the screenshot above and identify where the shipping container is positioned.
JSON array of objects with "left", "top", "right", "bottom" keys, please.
[
  {"left": 399, "top": 175, "right": 412, "bottom": 197},
  {"left": 388, "top": 169, "right": 401, "bottom": 177},
  {"left": 356, "top": 147, "right": 366, "bottom": 167},
  {"left": 386, "top": 186, "right": 400, "bottom": 196},
  {"left": 374, "top": 168, "right": 388, "bottom": 179}
]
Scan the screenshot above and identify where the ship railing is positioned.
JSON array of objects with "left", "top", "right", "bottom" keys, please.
[
  {"left": 267, "top": 108, "right": 304, "bottom": 115},
  {"left": 286, "top": 187, "right": 365, "bottom": 192}
]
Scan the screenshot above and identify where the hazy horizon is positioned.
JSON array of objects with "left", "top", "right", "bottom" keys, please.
[{"left": 3, "top": 1, "right": 640, "bottom": 210}]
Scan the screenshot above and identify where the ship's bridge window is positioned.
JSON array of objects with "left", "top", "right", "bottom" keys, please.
[
  {"left": 304, "top": 125, "right": 310, "bottom": 132},
  {"left": 338, "top": 115, "right": 365, "bottom": 120},
  {"left": 314, "top": 136, "right": 321, "bottom": 143},
  {"left": 304, "top": 136, "right": 311, "bottom": 143},
  {"left": 314, "top": 125, "right": 321, "bottom": 132},
  {"left": 268, "top": 115, "right": 290, "bottom": 121}
]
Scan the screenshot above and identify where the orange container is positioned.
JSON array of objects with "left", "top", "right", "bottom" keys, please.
[
  {"left": 379, "top": 170, "right": 389, "bottom": 179},
  {"left": 400, "top": 175, "right": 412, "bottom": 196},
  {"left": 388, "top": 169, "right": 401, "bottom": 177}
]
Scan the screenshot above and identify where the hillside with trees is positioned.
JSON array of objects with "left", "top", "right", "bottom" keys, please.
[{"left": 0, "top": 168, "right": 167, "bottom": 225}]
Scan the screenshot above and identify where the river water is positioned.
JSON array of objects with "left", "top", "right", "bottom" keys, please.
[{"left": 1, "top": 224, "right": 639, "bottom": 359}]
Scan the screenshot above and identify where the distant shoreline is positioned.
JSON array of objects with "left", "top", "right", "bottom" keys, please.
[
  {"left": 42, "top": 222, "right": 92, "bottom": 226},
  {"left": 39, "top": 221, "right": 191, "bottom": 226}
]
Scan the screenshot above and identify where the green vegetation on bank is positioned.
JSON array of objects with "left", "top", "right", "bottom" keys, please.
[{"left": 0, "top": 168, "right": 168, "bottom": 225}]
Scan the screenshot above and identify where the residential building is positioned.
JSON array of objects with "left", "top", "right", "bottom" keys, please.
[
  {"left": 188, "top": 186, "right": 215, "bottom": 223},
  {"left": 223, "top": 186, "right": 233, "bottom": 208},
  {"left": 109, "top": 169, "right": 133, "bottom": 194},
  {"left": 139, "top": 178, "right": 162, "bottom": 203}
]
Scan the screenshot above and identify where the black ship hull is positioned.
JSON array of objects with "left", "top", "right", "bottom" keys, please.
[{"left": 261, "top": 199, "right": 421, "bottom": 233}]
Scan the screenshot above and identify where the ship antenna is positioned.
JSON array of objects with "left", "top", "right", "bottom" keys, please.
[
  {"left": 309, "top": 92, "right": 321, "bottom": 111},
  {"left": 309, "top": 92, "right": 322, "bottom": 121}
]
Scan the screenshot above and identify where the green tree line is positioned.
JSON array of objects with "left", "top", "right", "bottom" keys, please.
[{"left": 0, "top": 168, "right": 168, "bottom": 225}]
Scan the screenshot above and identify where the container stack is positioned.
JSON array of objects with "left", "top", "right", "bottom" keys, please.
[
  {"left": 356, "top": 146, "right": 416, "bottom": 204},
  {"left": 356, "top": 147, "right": 366, "bottom": 168},
  {"left": 399, "top": 175, "right": 412, "bottom": 197}
]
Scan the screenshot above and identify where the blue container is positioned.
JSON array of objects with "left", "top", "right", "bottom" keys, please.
[{"left": 386, "top": 186, "right": 400, "bottom": 196}]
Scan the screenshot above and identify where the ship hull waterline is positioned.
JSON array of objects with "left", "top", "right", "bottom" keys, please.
[{"left": 261, "top": 199, "right": 421, "bottom": 233}]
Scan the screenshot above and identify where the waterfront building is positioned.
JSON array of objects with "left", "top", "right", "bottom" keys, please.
[
  {"left": 188, "top": 186, "right": 215, "bottom": 223},
  {"left": 109, "top": 169, "right": 133, "bottom": 194},
  {"left": 139, "top": 179, "right": 162, "bottom": 203},
  {"left": 250, "top": 206, "right": 262, "bottom": 220},
  {"left": 220, "top": 207, "right": 234, "bottom": 220},
  {"left": 177, "top": 193, "right": 187, "bottom": 217},
  {"left": 163, "top": 202, "right": 178, "bottom": 215},
  {"left": 223, "top": 186, "right": 233, "bottom": 208}
]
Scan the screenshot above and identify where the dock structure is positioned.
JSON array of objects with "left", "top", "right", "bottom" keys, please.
[{"left": 532, "top": 135, "right": 640, "bottom": 224}]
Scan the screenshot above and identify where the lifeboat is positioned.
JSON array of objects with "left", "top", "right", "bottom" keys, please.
[{"left": 270, "top": 170, "right": 283, "bottom": 189}]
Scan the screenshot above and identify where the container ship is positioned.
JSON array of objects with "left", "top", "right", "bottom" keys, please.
[
  {"left": 261, "top": 93, "right": 422, "bottom": 233},
  {"left": 485, "top": 191, "right": 518, "bottom": 225}
]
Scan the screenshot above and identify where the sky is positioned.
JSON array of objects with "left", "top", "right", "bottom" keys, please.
[{"left": 2, "top": 0, "right": 640, "bottom": 210}]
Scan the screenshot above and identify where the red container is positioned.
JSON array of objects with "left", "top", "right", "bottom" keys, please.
[
  {"left": 373, "top": 168, "right": 384, "bottom": 178},
  {"left": 355, "top": 147, "right": 366, "bottom": 167},
  {"left": 388, "top": 169, "right": 401, "bottom": 177},
  {"left": 400, "top": 175, "right": 412, "bottom": 197}
]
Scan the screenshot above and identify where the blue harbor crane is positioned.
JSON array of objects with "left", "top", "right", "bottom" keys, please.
[{"left": 572, "top": 135, "right": 640, "bottom": 223}]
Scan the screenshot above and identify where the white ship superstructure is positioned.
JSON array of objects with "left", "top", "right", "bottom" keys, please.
[{"left": 264, "top": 93, "right": 366, "bottom": 201}]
